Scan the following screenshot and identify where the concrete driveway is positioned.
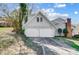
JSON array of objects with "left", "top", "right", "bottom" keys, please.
[{"left": 30, "top": 37, "right": 79, "bottom": 55}]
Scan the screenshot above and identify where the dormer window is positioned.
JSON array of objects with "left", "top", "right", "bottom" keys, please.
[
  {"left": 40, "top": 17, "right": 43, "bottom": 22},
  {"left": 37, "top": 17, "right": 43, "bottom": 22},
  {"left": 37, "top": 17, "right": 39, "bottom": 22}
]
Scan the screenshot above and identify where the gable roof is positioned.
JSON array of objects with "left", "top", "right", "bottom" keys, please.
[
  {"left": 25, "top": 11, "right": 56, "bottom": 28},
  {"left": 51, "top": 17, "right": 66, "bottom": 22}
]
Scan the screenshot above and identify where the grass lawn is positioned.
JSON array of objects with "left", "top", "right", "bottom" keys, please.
[
  {"left": 68, "top": 38, "right": 79, "bottom": 51},
  {"left": 0, "top": 27, "right": 14, "bottom": 46},
  {"left": 0, "top": 27, "right": 13, "bottom": 32},
  {"left": 0, "top": 27, "right": 42, "bottom": 55},
  {"left": 0, "top": 27, "right": 16, "bottom": 54},
  {"left": 54, "top": 37, "right": 79, "bottom": 51}
]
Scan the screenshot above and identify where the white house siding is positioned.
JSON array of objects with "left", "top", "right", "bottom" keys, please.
[
  {"left": 51, "top": 18, "right": 66, "bottom": 36},
  {"left": 23, "top": 11, "right": 68, "bottom": 37},
  {"left": 72, "top": 24, "right": 79, "bottom": 36},
  {"left": 24, "top": 12, "right": 56, "bottom": 37},
  {"left": 72, "top": 29, "right": 78, "bottom": 36},
  {"left": 26, "top": 13, "right": 53, "bottom": 28},
  {"left": 55, "top": 23, "right": 65, "bottom": 36}
]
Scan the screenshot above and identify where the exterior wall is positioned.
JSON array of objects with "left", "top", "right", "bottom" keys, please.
[
  {"left": 72, "top": 27, "right": 78, "bottom": 36},
  {"left": 23, "top": 12, "right": 56, "bottom": 37},
  {"left": 26, "top": 13, "right": 52, "bottom": 28},
  {"left": 55, "top": 23, "right": 65, "bottom": 36},
  {"left": 23, "top": 12, "right": 67, "bottom": 37},
  {"left": 77, "top": 24, "right": 79, "bottom": 34},
  {"left": 51, "top": 18, "right": 66, "bottom": 36},
  {"left": 72, "top": 24, "right": 79, "bottom": 36},
  {"left": 0, "top": 21, "right": 13, "bottom": 27}
]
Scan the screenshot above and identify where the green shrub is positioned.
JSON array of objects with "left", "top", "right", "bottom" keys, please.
[
  {"left": 58, "top": 28, "right": 62, "bottom": 36},
  {"left": 63, "top": 28, "right": 68, "bottom": 37},
  {"left": 74, "top": 34, "right": 79, "bottom": 38}
]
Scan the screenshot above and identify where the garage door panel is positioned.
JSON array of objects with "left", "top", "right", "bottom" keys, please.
[
  {"left": 25, "top": 28, "right": 39, "bottom": 37},
  {"left": 40, "top": 29, "right": 55, "bottom": 37}
]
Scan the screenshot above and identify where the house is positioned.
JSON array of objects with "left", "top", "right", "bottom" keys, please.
[
  {"left": 72, "top": 24, "right": 79, "bottom": 35},
  {"left": 51, "top": 17, "right": 66, "bottom": 36},
  {"left": 77, "top": 24, "right": 79, "bottom": 34},
  {"left": 22, "top": 11, "right": 72, "bottom": 37},
  {"left": 0, "top": 17, "right": 13, "bottom": 27}
]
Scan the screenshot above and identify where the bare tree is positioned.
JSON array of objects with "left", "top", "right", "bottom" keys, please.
[{"left": 0, "top": 3, "right": 20, "bottom": 31}]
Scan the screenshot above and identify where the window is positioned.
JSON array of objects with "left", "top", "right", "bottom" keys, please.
[
  {"left": 37, "top": 17, "right": 43, "bottom": 22},
  {"left": 40, "top": 17, "right": 43, "bottom": 22},
  {"left": 37, "top": 17, "right": 39, "bottom": 22}
]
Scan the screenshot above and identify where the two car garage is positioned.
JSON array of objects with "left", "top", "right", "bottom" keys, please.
[{"left": 24, "top": 28, "right": 55, "bottom": 37}]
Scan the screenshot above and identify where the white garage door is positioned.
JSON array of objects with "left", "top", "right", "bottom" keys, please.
[
  {"left": 25, "top": 28, "right": 39, "bottom": 37},
  {"left": 40, "top": 28, "right": 55, "bottom": 37},
  {"left": 25, "top": 28, "right": 55, "bottom": 37}
]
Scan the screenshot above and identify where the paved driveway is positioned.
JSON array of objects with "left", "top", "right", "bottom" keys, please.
[{"left": 30, "top": 37, "right": 79, "bottom": 55}]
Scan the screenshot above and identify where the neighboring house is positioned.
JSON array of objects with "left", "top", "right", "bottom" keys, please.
[
  {"left": 77, "top": 24, "right": 79, "bottom": 34},
  {"left": 0, "top": 17, "right": 13, "bottom": 27},
  {"left": 0, "top": 20, "right": 13, "bottom": 27},
  {"left": 22, "top": 11, "right": 71, "bottom": 37},
  {"left": 51, "top": 17, "right": 66, "bottom": 36},
  {"left": 72, "top": 24, "right": 79, "bottom": 35}
]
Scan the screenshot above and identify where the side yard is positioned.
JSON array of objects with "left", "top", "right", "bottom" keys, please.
[
  {"left": 53, "top": 37, "right": 79, "bottom": 51},
  {"left": 0, "top": 27, "right": 43, "bottom": 55}
]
